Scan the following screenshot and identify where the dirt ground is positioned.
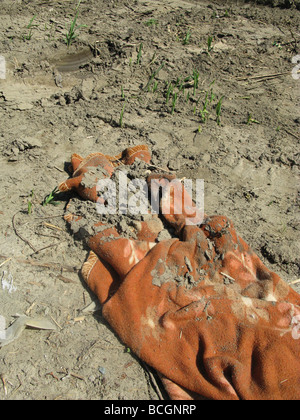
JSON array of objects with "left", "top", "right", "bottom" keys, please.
[{"left": 0, "top": 0, "right": 299, "bottom": 400}]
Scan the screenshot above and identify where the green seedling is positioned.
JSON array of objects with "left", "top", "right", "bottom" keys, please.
[
  {"left": 210, "top": 88, "right": 216, "bottom": 103},
  {"left": 183, "top": 29, "right": 192, "bottom": 45},
  {"left": 280, "top": 224, "right": 287, "bottom": 234},
  {"left": 199, "top": 104, "right": 209, "bottom": 122},
  {"left": 121, "top": 86, "right": 125, "bottom": 99},
  {"left": 273, "top": 41, "right": 282, "bottom": 50},
  {"left": 65, "top": 1, "right": 87, "bottom": 47},
  {"left": 199, "top": 92, "right": 210, "bottom": 122},
  {"left": 193, "top": 70, "right": 200, "bottom": 96},
  {"left": 136, "top": 43, "right": 143, "bottom": 65},
  {"left": 193, "top": 93, "right": 202, "bottom": 115},
  {"left": 144, "top": 62, "right": 165, "bottom": 91},
  {"left": 166, "top": 82, "right": 173, "bottom": 104},
  {"left": 207, "top": 36, "right": 214, "bottom": 53},
  {"left": 145, "top": 18, "right": 158, "bottom": 27},
  {"left": 23, "top": 15, "right": 38, "bottom": 41},
  {"left": 42, "top": 187, "right": 60, "bottom": 207},
  {"left": 247, "top": 114, "right": 260, "bottom": 125},
  {"left": 171, "top": 92, "right": 178, "bottom": 115},
  {"left": 209, "top": 80, "right": 216, "bottom": 103},
  {"left": 28, "top": 190, "right": 34, "bottom": 215},
  {"left": 183, "top": 29, "right": 191, "bottom": 45},
  {"left": 174, "top": 77, "right": 182, "bottom": 88},
  {"left": 152, "top": 81, "right": 159, "bottom": 93},
  {"left": 174, "top": 77, "right": 185, "bottom": 94},
  {"left": 216, "top": 96, "right": 224, "bottom": 125},
  {"left": 28, "top": 201, "right": 33, "bottom": 215}
]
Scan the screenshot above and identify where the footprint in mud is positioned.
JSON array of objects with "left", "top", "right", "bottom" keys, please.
[{"left": 52, "top": 48, "right": 94, "bottom": 73}]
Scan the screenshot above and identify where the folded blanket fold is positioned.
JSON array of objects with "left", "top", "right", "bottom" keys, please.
[{"left": 59, "top": 145, "right": 300, "bottom": 401}]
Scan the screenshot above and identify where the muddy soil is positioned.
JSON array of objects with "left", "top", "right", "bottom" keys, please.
[{"left": 0, "top": 0, "right": 299, "bottom": 400}]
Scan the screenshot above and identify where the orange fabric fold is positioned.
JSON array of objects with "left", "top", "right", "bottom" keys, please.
[{"left": 59, "top": 145, "right": 300, "bottom": 401}]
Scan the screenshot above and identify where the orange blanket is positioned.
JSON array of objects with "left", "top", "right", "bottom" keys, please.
[{"left": 59, "top": 145, "right": 300, "bottom": 400}]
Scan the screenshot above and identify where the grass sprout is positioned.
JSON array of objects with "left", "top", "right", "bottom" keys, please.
[
  {"left": 183, "top": 29, "right": 191, "bottom": 45},
  {"left": 166, "top": 82, "right": 173, "bottom": 104},
  {"left": 247, "top": 114, "right": 260, "bottom": 125},
  {"left": 216, "top": 96, "right": 224, "bottom": 125},
  {"left": 171, "top": 92, "right": 178, "bottom": 115},
  {"left": 152, "top": 81, "right": 159, "bottom": 93},
  {"left": 199, "top": 92, "right": 210, "bottom": 123},
  {"left": 136, "top": 43, "right": 143, "bottom": 65},
  {"left": 207, "top": 36, "right": 214, "bottom": 53},
  {"left": 42, "top": 187, "right": 60, "bottom": 207},
  {"left": 145, "top": 62, "right": 165, "bottom": 91},
  {"left": 121, "top": 86, "right": 125, "bottom": 99},
  {"left": 145, "top": 19, "right": 158, "bottom": 27},
  {"left": 23, "top": 15, "right": 38, "bottom": 41},
  {"left": 28, "top": 190, "right": 34, "bottom": 215},
  {"left": 193, "top": 70, "right": 199, "bottom": 96},
  {"left": 65, "top": 1, "right": 87, "bottom": 48}
]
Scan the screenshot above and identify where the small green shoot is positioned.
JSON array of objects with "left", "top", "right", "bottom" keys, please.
[
  {"left": 216, "top": 96, "right": 224, "bottom": 125},
  {"left": 199, "top": 107, "right": 209, "bottom": 122},
  {"left": 183, "top": 29, "right": 191, "bottom": 45},
  {"left": 207, "top": 36, "right": 214, "bottom": 53},
  {"left": 65, "top": 1, "right": 87, "bottom": 48},
  {"left": 136, "top": 43, "right": 143, "bottom": 65},
  {"left": 273, "top": 41, "right": 282, "bottom": 50},
  {"left": 247, "top": 114, "right": 260, "bottom": 125},
  {"left": 42, "top": 187, "right": 60, "bottom": 207},
  {"left": 23, "top": 15, "right": 38, "bottom": 41},
  {"left": 28, "top": 201, "right": 33, "bottom": 215},
  {"left": 121, "top": 86, "right": 125, "bottom": 99},
  {"left": 171, "top": 92, "right": 178, "bottom": 115},
  {"left": 166, "top": 82, "right": 173, "bottom": 104},
  {"left": 152, "top": 81, "right": 159, "bottom": 93},
  {"left": 199, "top": 93, "right": 210, "bottom": 123},
  {"left": 209, "top": 80, "right": 216, "bottom": 103},
  {"left": 144, "top": 62, "right": 165, "bottom": 91},
  {"left": 28, "top": 190, "right": 34, "bottom": 215},
  {"left": 145, "top": 18, "right": 158, "bottom": 27},
  {"left": 193, "top": 70, "right": 199, "bottom": 96}
]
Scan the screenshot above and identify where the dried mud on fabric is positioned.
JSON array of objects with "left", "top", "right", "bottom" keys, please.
[
  {"left": 0, "top": 0, "right": 299, "bottom": 400},
  {"left": 58, "top": 145, "right": 300, "bottom": 400}
]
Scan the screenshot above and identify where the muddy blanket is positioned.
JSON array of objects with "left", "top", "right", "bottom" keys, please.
[{"left": 59, "top": 145, "right": 300, "bottom": 401}]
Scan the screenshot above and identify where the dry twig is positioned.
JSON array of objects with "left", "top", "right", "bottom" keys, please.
[
  {"left": 289, "top": 279, "right": 300, "bottom": 286},
  {"left": 12, "top": 212, "right": 37, "bottom": 252}
]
